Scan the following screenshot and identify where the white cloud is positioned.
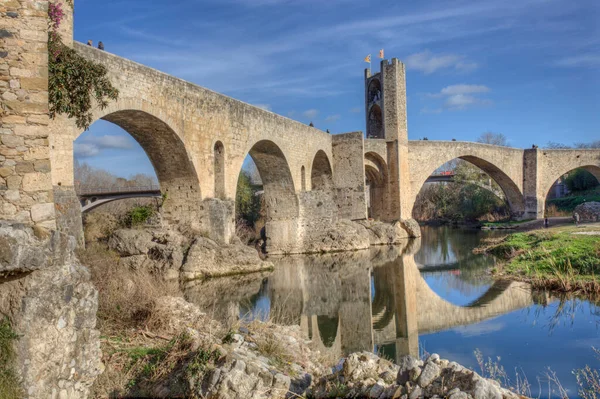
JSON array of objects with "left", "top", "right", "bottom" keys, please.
[
  {"left": 425, "top": 84, "right": 492, "bottom": 111},
  {"left": 440, "top": 84, "right": 490, "bottom": 96},
  {"left": 555, "top": 54, "right": 600, "bottom": 68},
  {"left": 303, "top": 109, "right": 319, "bottom": 119},
  {"left": 405, "top": 50, "right": 479, "bottom": 74},
  {"left": 324, "top": 114, "right": 341, "bottom": 123},
  {"left": 88, "top": 135, "right": 133, "bottom": 150},
  {"left": 74, "top": 143, "right": 100, "bottom": 158},
  {"left": 453, "top": 321, "right": 505, "bottom": 337},
  {"left": 254, "top": 103, "right": 272, "bottom": 111}
]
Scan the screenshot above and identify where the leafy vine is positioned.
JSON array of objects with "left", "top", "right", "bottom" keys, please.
[{"left": 48, "top": 1, "right": 118, "bottom": 130}]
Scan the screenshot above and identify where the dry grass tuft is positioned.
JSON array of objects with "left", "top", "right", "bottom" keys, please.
[{"left": 77, "top": 243, "right": 181, "bottom": 335}]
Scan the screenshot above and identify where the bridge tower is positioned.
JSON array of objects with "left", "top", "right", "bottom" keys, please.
[{"left": 364, "top": 59, "right": 412, "bottom": 220}]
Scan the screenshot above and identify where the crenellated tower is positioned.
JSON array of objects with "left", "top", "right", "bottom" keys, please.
[{"left": 364, "top": 58, "right": 412, "bottom": 221}]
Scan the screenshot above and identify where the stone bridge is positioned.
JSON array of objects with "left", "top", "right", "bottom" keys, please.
[{"left": 5, "top": 3, "right": 598, "bottom": 253}]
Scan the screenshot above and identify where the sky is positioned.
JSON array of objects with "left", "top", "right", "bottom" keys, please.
[{"left": 73, "top": 0, "right": 599, "bottom": 178}]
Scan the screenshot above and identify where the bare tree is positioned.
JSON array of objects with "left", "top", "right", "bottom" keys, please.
[
  {"left": 478, "top": 132, "right": 508, "bottom": 146},
  {"left": 545, "top": 142, "right": 571, "bottom": 149}
]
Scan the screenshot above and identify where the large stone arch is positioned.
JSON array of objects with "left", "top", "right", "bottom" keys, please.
[
  {"left": 311, "top": 150, "right": 333, "bottom": 191},
  {"left": 73, "top": 106, "right": 203, "bottom": 225},
  {"left": 364, "top": 151, "right": 388, "bottom": 220},
  {"left": 408, "top": 144, "right": 525, "bottom": 218},
  {"left": 245, "top": 140, "right": 300, "bottom": 254}
]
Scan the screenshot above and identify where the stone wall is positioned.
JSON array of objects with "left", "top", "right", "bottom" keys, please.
[
  {"left": 0, "top": 0, "right": 56, "bottom": 231},
  {"left": 332, "top": 132, "right": 367, "bottom": 221}
]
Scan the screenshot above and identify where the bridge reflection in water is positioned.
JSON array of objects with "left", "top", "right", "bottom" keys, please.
[{"left": 183, "top": 234, "right": 549, "bottom": 365}]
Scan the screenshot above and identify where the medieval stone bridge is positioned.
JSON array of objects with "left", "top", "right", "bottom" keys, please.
[{"left": 47, "top": 34, "right": 599, "bottom": 254}]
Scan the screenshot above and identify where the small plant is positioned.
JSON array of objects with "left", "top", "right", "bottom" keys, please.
[{"left": 575, "top": 347, "right": 600, "bottom": 399}]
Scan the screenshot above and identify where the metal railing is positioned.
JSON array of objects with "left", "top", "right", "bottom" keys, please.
[{"left": 77, "top": 185, "right": 160, "bottom": 196}]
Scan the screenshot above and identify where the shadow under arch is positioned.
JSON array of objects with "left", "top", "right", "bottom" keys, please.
[
  {"left": 542, "top": 164, "right": 600, "bottom": 213},
  {"left": 245, "top": 139, "right": 300, "bottom": 254},
  {"left": 76, "top": 109, "right": 202, "bottom": 225},
  {"left": 412, "top": 155, "right": 525, "bottom": 219},
  {"left": 364, "top": 151, "right": 388, "bottom": 220},
  {"left": 311, "top": 150, "right": 333, "bottom": 190}
]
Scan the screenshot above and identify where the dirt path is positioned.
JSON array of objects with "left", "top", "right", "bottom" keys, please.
[{"left": 512, "top": 217, "right": 573, "bottom": 231}]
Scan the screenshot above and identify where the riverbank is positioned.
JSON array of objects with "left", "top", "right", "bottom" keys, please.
[{"left": 476, "top": 223, "right": 600, "bottom": 296}]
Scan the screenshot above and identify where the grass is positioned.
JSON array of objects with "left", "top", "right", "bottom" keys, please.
[
  {"left": 476, "top": 224, "right": 600, "bottom": 296},
  {"left": 475, "top": 347, "right": 600, "bottom": 399},
  {"left": 0, "top": 317, "right": 23, "bottom": 399}
]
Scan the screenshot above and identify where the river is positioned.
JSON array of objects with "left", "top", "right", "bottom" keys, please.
[{"left": 183, "top": 226, "right": 599, "bottom": 398}]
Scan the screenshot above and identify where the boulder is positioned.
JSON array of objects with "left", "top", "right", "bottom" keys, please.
[
  {"left": 108, "top": 228, "right": 153, "bottom": 256},
  {"left": 357, "top": 219, "right": 410, "bottom": 245},
  {"left": 302, "top": 219, "right": 371, "bottom": 253},
  {"left": 180, "top": 236, "right": 273, "bottom": 280},
  {"left": 574, "top": 201, "right": 600, "bottom": 222},
  {"left": 399, "top": 218, "right": 422, "bottom": 238}
]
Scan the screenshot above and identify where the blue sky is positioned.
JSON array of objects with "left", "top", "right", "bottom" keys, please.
[{"left": 73, "top": 0, "right": 599, "bottom": 178}]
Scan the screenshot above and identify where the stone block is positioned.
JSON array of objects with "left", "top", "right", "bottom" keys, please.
[
  {"left": 16, "top": 161, "right": 34, "bottom": 173},
  {"left": 15, "top": 124, "right": 48, "bottom": 137},
  {"left": 31, "top": 202, "right": 55, "bottom": 222},
  {"left": 0, "top": 167, "right": 13, "bottom": 178},
  {"left": 19, "top": 77, "right": 47, "bottom": 90},
  {"left": 22, "top": 172, "right": 51, "bottom": 192},
  {"left": 2, "top": 114, "right": 27, "bottom": 124},
  {"left": 4, "top": 100, "right": 47, "bottom": 114},
  {"left": 1, "top": 134, "right": 24, "bottom": 147},
  {"left": 6, "top": 175, "right": 21, "bottom": 189},
  {"left": 34, "top": 159, "right": 51, "bottom": 172}
]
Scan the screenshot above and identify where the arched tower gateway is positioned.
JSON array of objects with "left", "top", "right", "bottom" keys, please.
[{"left": 364, "top": 59, "right": 412, "bottom": 220}]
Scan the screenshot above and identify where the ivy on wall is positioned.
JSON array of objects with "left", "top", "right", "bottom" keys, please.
[{"left": 48, "top": 1, "right": 118, "bottom": 130}]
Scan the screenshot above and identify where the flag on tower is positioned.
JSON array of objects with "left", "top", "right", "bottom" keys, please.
[
  {"left": 379, "top": 49, "right": 384, "bottom": 59},
  {"left": 364, "top": 54, "right": 371, "bottom": 63}
]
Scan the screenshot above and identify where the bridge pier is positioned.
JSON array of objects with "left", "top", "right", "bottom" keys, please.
[{"left": 522, "top": 148, "right": 544, "bottom": 219}]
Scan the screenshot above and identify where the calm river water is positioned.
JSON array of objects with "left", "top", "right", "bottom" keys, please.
[{"left": 184, "top": 226, "right": 599, "bottom": 398}]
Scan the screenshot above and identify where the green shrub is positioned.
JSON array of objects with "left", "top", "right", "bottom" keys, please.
[{"left": 125, "top": 206, "right": 155, "bottom": 227}]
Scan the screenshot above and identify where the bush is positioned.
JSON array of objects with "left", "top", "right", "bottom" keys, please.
[{"left": 125, "top": 206, "right": 155, "bottom": 227}]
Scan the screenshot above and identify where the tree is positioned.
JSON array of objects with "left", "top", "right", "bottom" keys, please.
[
  {"left": 477, "top": 132, "right": 508, "bottom": 146},
  {"left": 564, "top": 169, "right": 599, "bottom": 192},
  {"left": 235, "top": 171, "right": 262, "bottom": 227}
]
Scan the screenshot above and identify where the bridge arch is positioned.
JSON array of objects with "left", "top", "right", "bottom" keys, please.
[
  {"left": 540, "top": 161, "right": 600, "bottom": 213},
  {"left": 311, "top": 150, "right": 333, "bottom": 191},
  {"left": 364, "top": 151, "right": 388, "bottom": 220},
  {"left": 245, "top": 140, "right": 300, "bottom": 253},
  {"left": 64, "top": 98, "right": 204, "bottom": 228},
  {"left": 410, "top": 150, "right": 525, "bottom": 219}
]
